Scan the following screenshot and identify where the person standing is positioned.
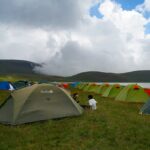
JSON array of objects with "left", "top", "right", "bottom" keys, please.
[{"left": 88, "top": 95, "right": 97, "bottom": 110}]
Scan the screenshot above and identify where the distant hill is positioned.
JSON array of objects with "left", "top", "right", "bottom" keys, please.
[
  {"left": 0, "top": 60, "right": 64, "bottom": 81},
  {"left": 0, "top": 60, "right": 40, "bottom": 75},
  {"left": 66, "top": 71, "right": 127, "bottom": 82},
  {"left": 67, "top": 71, "right": 150, "bottom": 82},
  {"left": 120, "top": 71, "right": 150, "bottom": 82},
  {"left": 0, "top": 59, "right": 150, "bottom": 82}
]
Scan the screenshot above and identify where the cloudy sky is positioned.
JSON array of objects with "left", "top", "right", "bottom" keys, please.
[{"left": 0, "top": 0, "right": 150, "bottom": 76}]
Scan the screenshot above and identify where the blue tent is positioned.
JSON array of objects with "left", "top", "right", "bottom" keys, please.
[
  {"left": 70, "top": 82, "right": 80, "bottom": 88},
  {"left": 0, "top": 81, "right": 14, "bottom": 90}
]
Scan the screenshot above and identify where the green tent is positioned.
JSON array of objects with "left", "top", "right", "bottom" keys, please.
[
  {"left": 77, "top": 83, "right": 86, "bottom": 90},
  {"left": 91, "top": 85, "right": 102, "bottom": 94},
  {"left": 87, "top": 84, "right": 99, "bottom": 93},
  {"left": 115, "top": 84, "right": 149, "bottom": 103},
  {"left": 79, "top": 83, "right": 85, "bottom": 89},
  {"left": 84, "top": 84, "right": 95, "bottom": 92},
  {"left": 102, "top": 84, "right": 124, "bottom": 98},
  {"left": 82, "top": 84, "right": 91, "bottom": 91},
  {"left": 0, "top": 84, "right": 83, "bottom": 125},
  {"left": 93, "top": 84, "right": 109, "bottom": 95},
  {"left": 87, "top": 85, "right": 96, "bottom": 93}
]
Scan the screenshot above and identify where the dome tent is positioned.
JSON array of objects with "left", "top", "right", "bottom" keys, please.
[
  {"left": 95, "top": 84, "right": 110, "bottom": 95},
  {"left": 91, "top": 85, "right": 102, "bottom": 94},
  {"left": 0, "top": 81, "right": 14, "bottom": 90},
  {"left": 87, "top": 85, "right": 100, "bottom": 93},
  {"left": 62, "top": 83, "right": 69, "bottom": 89},
  {"left": 70, "top": 82, "right": 79, "bottom": 88},
  {"left": 77, "top": 83, "right": 90, "bottom": 90},
  {"left": 86, "top": 84, "right": 97, "bottom": 92},
  {"left": 102, "top": 84, "right": 125, "bottom": 98},
  {"left": 0, "top": 84, "right": 83, "bottom": 125},
  {"left": 115, "top": 84, "right": 149, "bottom": 103},
  {"left": 13, "top": 80, "right": 29, "bottom": 89},
  {"left": 82, "top": 84, "right": 91, "bottom": 91},
  {"left": 79, "top": 83, "right": 87, "bottom": 90},
  {"left": 86, "top": 84, "right": 107, "bottom": 95}
]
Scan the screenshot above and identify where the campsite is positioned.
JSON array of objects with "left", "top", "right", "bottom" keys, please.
[
  {"left": 0, "top": 78, "right": 150, "bottom": 150},
  {"left": 1, "top": 0, "right": 150, "bottom": 149}
]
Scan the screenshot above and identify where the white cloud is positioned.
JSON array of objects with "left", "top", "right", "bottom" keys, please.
[
  {"left": 0, "top": 0, "right": 150, "bottom": 76},
  {"left": 99, "top": 0, "right": 147, "bottom": 37},
  {"left": 136, "top": 0, "right": 150, "bottom": 12},
  {"left": 0, "top": 26, "right": 51, "bottom": 61}
]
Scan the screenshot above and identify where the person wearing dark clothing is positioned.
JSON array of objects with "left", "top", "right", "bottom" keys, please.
[{"left": 72, "top": 93, "right": 80, "bottom": 103}]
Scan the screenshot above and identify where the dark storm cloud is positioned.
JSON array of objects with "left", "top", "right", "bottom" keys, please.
[{"left": 0, "top": 0, "right": 81, "bottom": 28}]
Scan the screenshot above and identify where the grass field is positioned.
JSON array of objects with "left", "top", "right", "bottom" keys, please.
[
  {"left": 0, "top": 73, "right": 69, "bottom": 83},
  {"left": 0, "top": 88, "right": 150, "bottom": 150},
  {"left": 0, "top": 75, "right": 34, "bottom": 82}
]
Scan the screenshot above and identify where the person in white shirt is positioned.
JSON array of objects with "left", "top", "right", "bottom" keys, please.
[{"left": 88, "top": 95, "right": 97, "bottom": 110}]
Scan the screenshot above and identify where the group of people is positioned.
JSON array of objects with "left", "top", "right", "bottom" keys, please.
[{"left": 72, "top": 93, "right": 97, "bottom": 110}]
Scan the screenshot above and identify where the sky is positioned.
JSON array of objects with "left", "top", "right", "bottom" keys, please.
[{"left": 0, "top": 0, "right": 150, "bottom": 76}]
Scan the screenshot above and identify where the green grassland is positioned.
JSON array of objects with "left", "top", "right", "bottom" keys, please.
[
  {"left": 0, "top": 74, "right": 62, "bottom": 82},
  {"left": 0, "top": 88, "right": 150, "bottom": 150},
  {"left": 0, "top": 74, "right": 38, "bottom": 82}
]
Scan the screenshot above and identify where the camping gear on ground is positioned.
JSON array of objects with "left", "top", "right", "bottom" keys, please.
[
  {"left": 0, "top": 84, "right": 83, "bottom": 125},
  {"left": 115, "top": 84, "right": 149, "bottom": 103},
  {"left": 139, "top": 99, "right": 150, "bottom": 114}
]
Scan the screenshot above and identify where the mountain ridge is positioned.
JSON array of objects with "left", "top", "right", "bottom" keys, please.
[
  {"left": 68, "top": 70, "right": 150, "bottom": 82},
  {"left": 0, "top": 59, "right": 150, "bottom": 82}
]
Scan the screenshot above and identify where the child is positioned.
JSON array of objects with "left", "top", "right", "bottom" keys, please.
[{"left": 88, "top": 95, "right": 97, "bottom": 110}]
